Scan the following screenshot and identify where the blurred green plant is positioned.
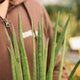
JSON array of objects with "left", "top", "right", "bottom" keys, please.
[
  {"left": 68, "top": 60, "right": 80, "bottom": 80},
  {"left": 45, "top": 3, "right": 80, "bottom": 80},
  {"left": 45, "top": 5, "right": 78, "bottom": 44},
  {"left": 5, "top": 12, "right": 71, "bottom": 80}
]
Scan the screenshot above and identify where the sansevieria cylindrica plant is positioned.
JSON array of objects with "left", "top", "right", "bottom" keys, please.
[{"left": 5, "top": 12, "right": 76, "bottom": 80}]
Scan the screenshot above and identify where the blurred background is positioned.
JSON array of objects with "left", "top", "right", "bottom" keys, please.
[{"left": 39, "top": 0, "right": 80, "bottom": 80}]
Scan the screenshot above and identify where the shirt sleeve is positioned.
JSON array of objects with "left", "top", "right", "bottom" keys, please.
[{"left": 42, "top": 7, "right": 68, "bottom": 80}]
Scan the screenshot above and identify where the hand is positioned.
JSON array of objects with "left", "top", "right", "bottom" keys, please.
[{"left": 0, "top": 0, "right": 9, "bottom": 19}]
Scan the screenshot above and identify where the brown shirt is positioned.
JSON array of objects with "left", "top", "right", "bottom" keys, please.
[{"left": 0, "top": 0, "right": 67, "bottom": 80}]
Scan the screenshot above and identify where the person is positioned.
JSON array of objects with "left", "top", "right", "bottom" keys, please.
[{"left": 0, "top": 0, "right": 67, "bottom": 80}]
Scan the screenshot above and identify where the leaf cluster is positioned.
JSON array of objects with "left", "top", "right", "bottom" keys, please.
[{"left": 5, "top": 12, "right": 73, "bottom": 80}]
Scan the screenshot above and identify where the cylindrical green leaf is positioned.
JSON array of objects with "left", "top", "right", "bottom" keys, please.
[
  {"left": 44, "top": 38, "right": 49, "bottom": 80},
  {"left": 5, "top": 28, "right": 17, "bottom": 80},
  {"left": 54, "top": 15, "right": 71, "bottom": 65},
  {"left": 41, "top": 13, "right": 44, "bottom": 60},
  {"left": 31, "top": 18, "right": 37, "bottom": 80},
  {"left": 18, "top": 14, "right": 31, "bottom": 80},
  {"left": 47, "top": 11, "right": 60, "bottom": 80},
  {"left": 12, "top": 25, "right": 23, "bottom": 80},
  {"left": 38, "top": 22, "right": 44, "bottom": 80},
  {"left": 36, "top": 31, "right": 39, "bottom": 80},
  {"left": 57, "top": 33, "right": 66, "bottom": 80},
  {"left": 68, "top": 60, "right": 80, "bottom": 80}
]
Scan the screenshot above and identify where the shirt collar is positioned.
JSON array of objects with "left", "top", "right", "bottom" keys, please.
[{"left": 10, "top": 0, "right": 25, "bottom": 6}]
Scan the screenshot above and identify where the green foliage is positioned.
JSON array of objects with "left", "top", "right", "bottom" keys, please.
[
  {"left": 57, "top": 32, "right": 67, "bottom": 80},
  {"left": 5, "top": 12, "right": 73, "bottom": 80},
  {"left": 54, "top": 14, "right": 71, "bottom": 64},
  {"left": 77, "top": 76, "right": 80, "bottom": 80},
  {"left": 5, "top": 28, "right": 17, "bottom": 80},
  {"left": 47, "top": 11, "right": 60, "bottom": 80},
  {"left": 37, "top": 22, "right": 44, "bottom": 80},
  {"left": 31, "top": 18, "right": 36, "bottom": 80},
  {"left": 18, "top": 14, "right": 31, "bottom": 80},
  {"left": 12, "top": 24, "right": 23, "bottom": 80},
  {"left": 5, "top": 24, "right": 23, "bottom": 80},
  {"left": 44, "top": 38, "right": 49, "bottom": 80},
  {"left": 68, "top": 60, "right": 80, "bottom": 80}
]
